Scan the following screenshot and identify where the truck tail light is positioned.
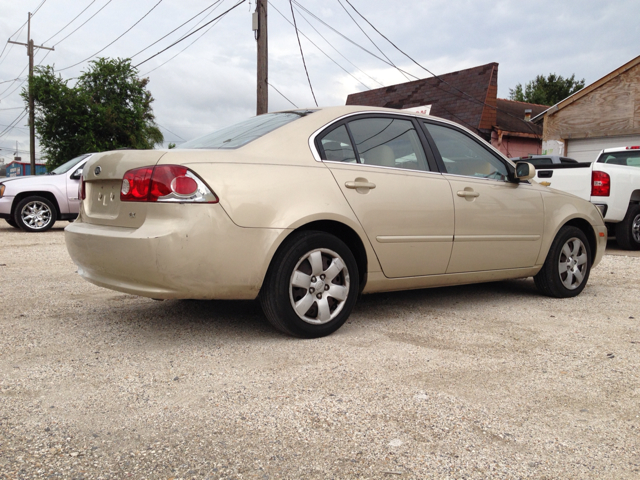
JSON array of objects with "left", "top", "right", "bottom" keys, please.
[
  {"left": 591, "top": 171, "right": 610, "bottom": 197},
  {"left": 120, "top": 165, "right": 218, "bottom": 203}
]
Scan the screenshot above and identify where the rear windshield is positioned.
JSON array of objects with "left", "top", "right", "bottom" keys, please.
[
  {"left": 178, "top": 110, "right": 315, "bottom": 150},
  {"left": 527, "top": 158, "right": 553, "bottom": 166},
  {"left": 597, "top": 150, "right": 640, "bottom": 167}
]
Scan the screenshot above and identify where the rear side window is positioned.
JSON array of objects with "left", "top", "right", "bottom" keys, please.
[
  {"left": 319, "top": 125, "right": 357, "bottom": 163},
  {"left": 348, "top": 117, "right": 429, "bottom": 171},
  {"left": 179, "top": 111, "right": 314, "bottom": 149},
  {"left": 423, "top": 122, "right": 509, "bottom": 180},
  {"left": 597, "top": 151, "right": 640, "bottom": 167}
]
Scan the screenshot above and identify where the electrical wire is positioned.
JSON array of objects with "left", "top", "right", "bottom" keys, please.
[
  {"left": 57, "top": 0, "right": 166, "bottom": 72},
  {"left": 289, "top": 0, "right": 318, "bottom": 107},
  {"left": 336, "top": 0, "right": 409, "bottom": 82},
  {"left": 0, "top": 106, "right": 26, "bottom": 111},
  {"left": 291, "top": 3, "right": 382, "bottom": 88},
  {"left": 156, "top": 123, "right": 185, "bottom": 141},
  {"left": 42, "top": 0, "right": 98, "bottom": 45},
  {"left": 0, "top": 109, "right": 28, "bottom": 139},
  {"left": 130, "top": 0, "right": 224, "bottom": 58},
  {"left": 267, "top": 82, "right": 299, "bottom": 108},
  {"left": 134, "top": 0, "right": 247, "bottom": 68},
  {"left": 139, "top": 1, "right": 228, "bottom": 75},
  {"left": 271, "top": 3, "right": 372, "bottom": 91},
  {"left": 290, "top": 1, "right": 419, "bottom": 81},
  {"left": 51, "top": 0, "right": 116, "bottom": 48},
  {"left": 339, "top": 0, "right": 539, "bottom": 137}
]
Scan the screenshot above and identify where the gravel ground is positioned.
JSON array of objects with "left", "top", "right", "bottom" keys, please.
[{"left": 1, "top": 222, "right": 639, "bottom": 479}]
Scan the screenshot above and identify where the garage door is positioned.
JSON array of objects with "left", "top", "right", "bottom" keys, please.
[{"left": 567, "top": 136, "right": 640, "bottom": 163}]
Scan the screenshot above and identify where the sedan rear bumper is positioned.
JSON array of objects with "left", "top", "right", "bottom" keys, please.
[{"left": 65, "top": 203, "right": 287, "bottom": 300}]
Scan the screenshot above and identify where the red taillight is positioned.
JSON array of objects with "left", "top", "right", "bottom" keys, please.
[
  {"left": 591, "top": 171, "right": 610, "bottom": 196},
  {"left": 120, "top": 165, "right": 217, "bottom": 203},
  {"left": 121, "top": 167, "right": 153, "bottom": 202}
]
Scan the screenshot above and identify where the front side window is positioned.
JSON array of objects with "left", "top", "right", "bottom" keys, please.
[
  {"left": 179, "top": 110, "right": 314, "bottom": 149},
  {"left": 597, "top": 150, "right": 640, "bottom": 167},
  {"left": 424, "top": 122, "right": 509, "bottom": 180},
  {"left": 347, "top": 117, "right": 429, "bottom": 171}
]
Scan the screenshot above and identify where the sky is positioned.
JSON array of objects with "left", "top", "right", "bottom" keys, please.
[{"left": 0, "top": 0, "right": 639, "bottom": 162}]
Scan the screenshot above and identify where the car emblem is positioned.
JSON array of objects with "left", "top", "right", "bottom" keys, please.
[{"left": 94, "top": 166, "right": 102, "bottom": 175}]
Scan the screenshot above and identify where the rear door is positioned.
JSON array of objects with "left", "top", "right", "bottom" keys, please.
[
  {"left": 421, "top": 121, "right": 544, "bottom": 274},
  {"left": 316, "top": 115, "right": 455, "bottom": 278}
]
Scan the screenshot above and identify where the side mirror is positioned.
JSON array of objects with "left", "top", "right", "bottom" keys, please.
[
  {"left": 70, "top": 168, "right": 83, "bottom": 180},
  {"left": 515, "top": 162, "right": 535, "bottom": 181}
]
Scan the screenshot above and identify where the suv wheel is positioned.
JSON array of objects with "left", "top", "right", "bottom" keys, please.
[{"left": 14, "top": 196, "right": 57, "bottom": 232}]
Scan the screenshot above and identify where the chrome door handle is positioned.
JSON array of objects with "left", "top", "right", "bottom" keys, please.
[
  {"left": 345, "top": 180, "right": 376, "bottom": 190},
  {"left": 457, "top": 190, "right": 479, "bottom": 198}
]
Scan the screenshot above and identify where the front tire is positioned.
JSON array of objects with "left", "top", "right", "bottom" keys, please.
[
  {"left": 534, "top": 226, "right": 592, "bottom": 298},
  {"left": 260, "top": 231, "right": 359, "bottom": 338},
  {"left": 13, "top": 196, "right": 56, "bottom": 232},
  {"left": 614, "top": 204, "right": 640, "bottom": 250}
]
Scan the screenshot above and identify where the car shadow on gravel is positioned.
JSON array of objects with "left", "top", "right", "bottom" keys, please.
[
  {"left": 353, "top": 277, "right": 540, "bottom": 319},
  {"left": 93, "top": 278, "right": 541, "bottom": 341},
  {"left": 99, "top": 297, "right": 284, "bottom": 342}
]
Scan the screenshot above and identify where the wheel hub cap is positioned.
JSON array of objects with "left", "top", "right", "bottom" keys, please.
[
  {"left": 289, "top": 248, "right": 350, "bottom": 325},
  {"left": 21, "top": 201, "right": 52, "bottom": 229},
  {"left": 558, "top": 237, "right": 588, "bottom": 290}
]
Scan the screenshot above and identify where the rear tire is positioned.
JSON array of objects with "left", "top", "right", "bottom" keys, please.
[
  {"left": 614, "top": 204, "right": 640, "bottom": 250},
  {"left": 260, "top": 231, "right": 359, "bottom": 338},
  {"left": 13, "top": 196, "right": 56, "bottom": 232},
  {"left": 534, "top": 226, "right": 592, "bottom": 298}
]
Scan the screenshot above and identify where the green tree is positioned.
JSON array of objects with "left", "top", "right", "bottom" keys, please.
[
  {"left": 509, "top": 73, "right": 586, "bottom": 106},
  {"left": 23, "top": 57, "right": 163, "bottom": 170}
]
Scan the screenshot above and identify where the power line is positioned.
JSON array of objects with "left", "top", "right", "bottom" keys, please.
[
  {"left": 290, "top": 1, "right": 419, "bottom": 81},
  {"left": 156, "top": 123, "right": 185, "bottom": 141},
  {"left": 139, "top": 2, "right": 229, "bottom": 75},
  {"left": 135, "top": 0, "right": 247, "bottom": 68},
  {"left": 291, "top": 3, "right": 381, "bottom": 88},
  {"left": 336, "top": 0, "right": 410, "bottom": 82},
  {"left": 42, "top": 0, "right": 99, "bottom": 45},
  {"left": 131, "top": 0, "right": 224, "bottom": 59},
  {"left": 0, "top": 106, "right": 26, "bottom": 111},
  {"left": 267, "top": 82, "right": 299, "bottom": 108},
  {"left": 0, "top": 109, "right": 28, "bottom": 139},
  {"left": 57, "top": 0, "right": 166, "bottom": 72},
  {"left": 51, "top": 0, "right": 116, "bottom": 48},
  {"left": 271, "top": 3, "right": 372, "bottom": 91},
  {"left": 289, "top": 0, "right": 318, "bottom": 107},
  {"left": 341, "top": 0, "right": 540, "bottom": 137}
]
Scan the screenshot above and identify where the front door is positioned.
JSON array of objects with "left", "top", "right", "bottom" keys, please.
[{"left": 422, "top": 121, "right": 543, "bottom": 274}]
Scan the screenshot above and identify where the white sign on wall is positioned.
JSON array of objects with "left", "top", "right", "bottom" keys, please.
[{"left": 402, "top": 105, "right": 432, "bottom": 116}]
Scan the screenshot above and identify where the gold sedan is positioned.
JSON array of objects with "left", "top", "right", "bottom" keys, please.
[{"left": 65, "top": 106, "right": 607, "bottom": 337}]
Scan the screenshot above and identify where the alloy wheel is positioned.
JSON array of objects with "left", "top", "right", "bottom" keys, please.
[{"left": 289, "top": 248, "right": 350, "bottom": 325}]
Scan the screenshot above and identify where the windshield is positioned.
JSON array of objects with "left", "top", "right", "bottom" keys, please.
[
  {"left": 597, "top": 150, "right": 640, "bottom": 167},
  {"left": 50, "top": 154, "right": 90, "bottom": 174},
  {"left": 178, "top": 111, "right": 315, "bottom": 150}
]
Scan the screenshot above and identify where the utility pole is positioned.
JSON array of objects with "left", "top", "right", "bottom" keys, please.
[
  {"left": 8, "top": 13, "right": 54, "bottom": 175},
  {"left": 254, "top": 0, "right": 268, "bottom": 115}
]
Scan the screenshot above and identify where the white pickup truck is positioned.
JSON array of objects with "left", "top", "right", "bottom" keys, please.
[{"left": 525, "top": 146, "right": 640, "bottom": 250}]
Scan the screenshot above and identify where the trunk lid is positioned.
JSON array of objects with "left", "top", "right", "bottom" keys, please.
[{"left": 81, "top": 150, "right": 168, "bottom": 227}]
